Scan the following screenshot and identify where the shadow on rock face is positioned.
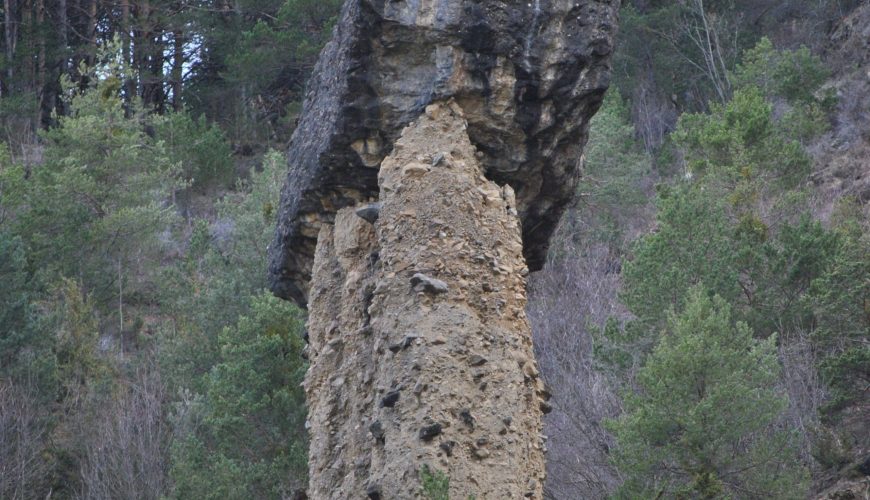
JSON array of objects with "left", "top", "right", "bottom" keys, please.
[{"left": 268, "top": 0, "right": 619, "bottom": 306}]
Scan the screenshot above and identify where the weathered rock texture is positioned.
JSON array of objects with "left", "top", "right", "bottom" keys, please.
[
  {"left": 304, "top": 103, "right": 549, "bottom": 498},
  {"left": 269, "top": 0, "right": 618, "bottom": 304}
]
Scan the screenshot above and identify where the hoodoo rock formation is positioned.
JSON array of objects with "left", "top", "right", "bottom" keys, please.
[
  {"left": 305, "top": 103, "right": 549, "bottom": 498},
  {"left": 268, "top": 0, "right": 618, "bottom": 305},
  {"left": 271, "top": 0, "right": 617, "bottom": 497}
]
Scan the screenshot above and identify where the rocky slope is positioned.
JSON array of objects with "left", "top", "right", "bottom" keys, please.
[
  {"left": 304, "top": 102, "right": 549, "bottom": 498},
  {"left": 268, "top": 0, "right": 618, "bottom": 305},
  {"left": 812, "top": 2, "right": 870, "bottom": 219}
]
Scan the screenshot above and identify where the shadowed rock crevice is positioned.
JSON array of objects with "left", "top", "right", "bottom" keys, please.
[{"left": 268, "top": 0, "right": 618, "bottom": 304}]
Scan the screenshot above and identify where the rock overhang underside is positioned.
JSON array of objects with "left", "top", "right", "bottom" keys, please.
[{"left": 269, "top": 0, "right": 618, "bottom": 305}]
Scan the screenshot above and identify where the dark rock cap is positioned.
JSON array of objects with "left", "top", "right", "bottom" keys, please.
[{"left": 269, "top": 0, "right": 618, "bottom": 305}]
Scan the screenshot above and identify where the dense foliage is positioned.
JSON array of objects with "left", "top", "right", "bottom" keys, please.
[
  {"left": 0, "top": 0, "right": 341, "bottom": 151},
  {"left": 608, "top": 289, "right": 808, "bottom": 499},
  {"left": 0, "top": 52, "right": 311, "bottom": 496},
  {"left": 594, "top": 30, "right": 868, "bottom": 500}
]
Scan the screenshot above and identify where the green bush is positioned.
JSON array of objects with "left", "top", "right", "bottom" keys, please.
[
  {"left": 734, "top": 37, "right": 831, "bottom": 106},
  {"left": 809, "top": 202, "right": 870, "bottom": 418},
  {"left": 733, "top": 38, "right": 834, "bottom": 144},
  {"left": 674, "top": 86, "right": 811, "bottom": 190},
  {"left": 0, "top": 230, "right": 57, "bottom": 396},
  {"left": 153, "top": 111, "right": 235, "bottom": 191},
  {"left": 420, "top": 465, "right": 450, "bottom": 500},
  {"left": 572, "top": 90, "right": 652, "bottom": 248},
  {"left": 607, "top": 288, "right": 809, "bottom": 499},
  {"left": 1, "top": 56, "right": 182, "bottom": 311},
  {"left": 169, "top": 292, "right": 308, "bottom": 499}
]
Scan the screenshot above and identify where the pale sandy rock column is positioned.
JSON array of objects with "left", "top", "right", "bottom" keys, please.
[{"left": 305, "top": 101, "right": 548, "bottom": 499}]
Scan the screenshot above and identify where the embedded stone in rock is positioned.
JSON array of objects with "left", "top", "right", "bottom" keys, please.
[
  {"left": 459, "top": 409, "right": 475, "bottom": 429},
  {"left": 365, "top": 485, "right": 381, "bottom": 500},
  {"left": 410, "top": 273, "right": 449, "bottom": 294},
  {"left": 431, "top": 152, "right": 446, "bottom": 167},
  {"left": 419, "top": 423, "right": 443, "bottom": 442},
  {"left": 469, "top": 354, "right": 487, "bottom": 366},
  {"left": 539, "top": 384, "right": 552, "bottom": 401},
  {"left": 267, "top": 0, "right": 619, "bottom": 304},
  {"left": 439, "top": 441, "right": 456, "bottom": 457},
  {"left": 388, "top": 335, "right": 416, "bottom": 353},
  {"left": 540, "top": 401, "right": 553, "bottom": 415},
  {"left": 355, "top": 202, "right": 382, "bottom": 224},
  {"left": 369, "top": 421, "right": 385, "bottom": 443},
  {"left": 401, "top": 163, "right": 429, "bottom": 177},
  {"left": 380, "top": 390, "right": 400, "bottom": 408}
]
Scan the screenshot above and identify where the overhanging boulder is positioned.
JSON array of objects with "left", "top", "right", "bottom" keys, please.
[{"left": 268, "top": 0, "right": 618, "bottom": 305}]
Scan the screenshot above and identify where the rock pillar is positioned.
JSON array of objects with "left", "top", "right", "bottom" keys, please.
[{"left": 304, "top": 101, "right": 549, "bottom": 499}]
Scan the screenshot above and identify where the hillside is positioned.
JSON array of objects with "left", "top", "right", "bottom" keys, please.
[{"left": 530, "top": 2, "right": 870, "bottom": 497}]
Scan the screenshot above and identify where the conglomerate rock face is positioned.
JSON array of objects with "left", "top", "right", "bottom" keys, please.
[
  {"left": 269, "top": 0, "right": 618, "bottom": 304},
  {"left": 304, "top": 102, "right": 550, "bottom": 498}
]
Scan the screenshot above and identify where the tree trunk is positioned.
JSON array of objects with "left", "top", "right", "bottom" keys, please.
[
  {"left": 121, "top": 0, "right": 135, "bottom": 102},
  {"left": 148, "top": 27, "right": 163, "bottom": 111},
  {"left": 136, "top": 0, "right": 164, "bottom": 111},
  {"left": 87, "top": 0, "right": 96, "bottom": 64},
  {"left": 4, "top": 0, "right": 17, "bottom": 94},
  {"left": 51, "top": 0, "right": 66, "bottom": 117},
  {"left": 20, "top": 0, "right": 31, "bottom": 89},
  {"left": 131, "top": 0, "right": 142, "bottom": 98},
  {"left": 304, "top": 102, "right": 548, "bottom": 499},
  {"left": 35, "top": 0, "right": 45, "bottom": 125},
  {"left": 57, "top": 0, "right": 66, "bottom": 50},
  {"left": 171, "top": 29, "right": 182, "bottom": 110}
]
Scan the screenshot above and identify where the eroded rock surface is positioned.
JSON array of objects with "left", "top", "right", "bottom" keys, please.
[
  {"left": 269, "top": 0, "right": 618, "bottom": 304},
  {"left": 304, "top": 103, "right": 549, "bottom": 498}
]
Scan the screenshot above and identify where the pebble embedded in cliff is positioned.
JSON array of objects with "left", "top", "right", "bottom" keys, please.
[
  {"left": 525, "top": 479, "right": 538, "bottom": 498},
  {"left": 459, "top": 409, "right": 475, "bottom": 429},
  {"left": 431, "top": 152, "right": 446, "bottom": 167},
  {"left": 388, "top": 335, "right": 417, "bottom": 353},
  {"left": 469, "top": 354, "right": 488, "bottom": 366},
  {"left": 365, "top": 484, "right": 381, "bottom": 500},
  {"left": 413, "top": 380, "right": 426, "bottom": 395},
  {"left": 410, "top": 273, "right": 448, "bottom": 294},
  {"left": 540, "top": 400, "right": 553, "bottom": 414},
  {"left": 419, "top": 423, "right": 443, "bottom": 441},
  {"left": 439, "top": 441, "right": 456, "bottom": 456},
  {"left": 369, "top": 420, "right": 385, "bottom": 443},
  {"left": 355, "top": 202, "right": 382, "bottom": 224},
  {"left": 380, "top": 390, "right": 400, "bottom": 408}
]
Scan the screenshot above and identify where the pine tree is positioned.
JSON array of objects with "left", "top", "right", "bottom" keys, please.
[
  {"left": 607, "top": 287, "right": 809, "bottom": 499},
  {"left": 169, "top": 292, "right": 308, "bottom": 499}
]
